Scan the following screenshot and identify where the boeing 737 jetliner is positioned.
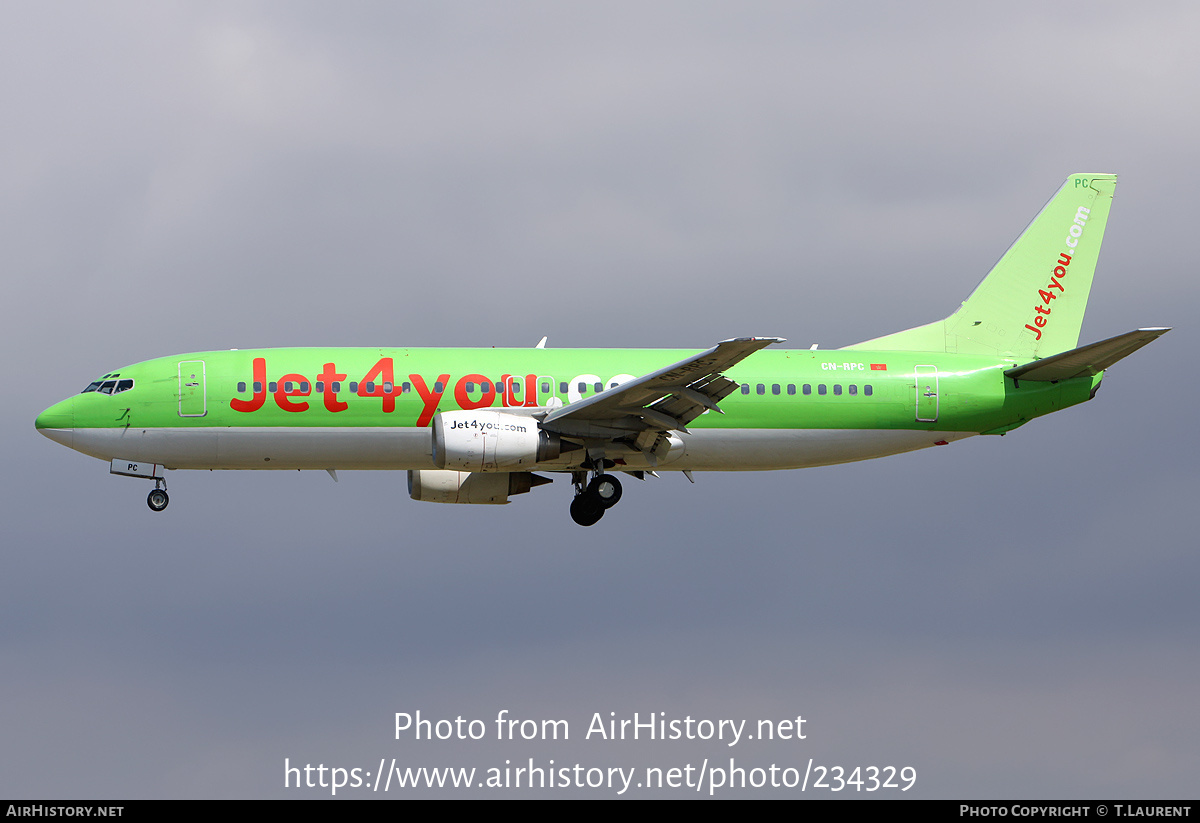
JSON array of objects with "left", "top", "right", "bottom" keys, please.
[{"left": 37, "top": 174, "right": 1167, "bottom": 525}]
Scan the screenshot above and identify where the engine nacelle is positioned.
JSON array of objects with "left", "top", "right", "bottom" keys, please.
[
  {"left": 432, "top": 410, "right": 561, "bottom": 472},
  {"left": 408, "top": 470, "right": 550, "bottom": 504}
]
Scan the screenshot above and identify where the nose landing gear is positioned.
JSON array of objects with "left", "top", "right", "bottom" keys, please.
[
  {"left": 108, "top": 460, "right": 171, "bottom": 512},
  {"left": 146, "top": 479, "right": 169, "bottom": 512},
  {"left": 569, "top": 471, "right": 623, "bottom": 526}
]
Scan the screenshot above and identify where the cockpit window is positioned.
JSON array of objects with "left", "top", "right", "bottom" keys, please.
[{"left": 82, "top": 378, "right": 134, "bottom": 395}]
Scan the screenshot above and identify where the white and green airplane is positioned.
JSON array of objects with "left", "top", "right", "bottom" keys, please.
[{"left": 36, "top": 173, "right": 1167, "bottom": 525}]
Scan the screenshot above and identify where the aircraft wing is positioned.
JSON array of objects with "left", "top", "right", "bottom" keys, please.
[{"left": 541, "top": 338, "right": 784, "bottom": 455}]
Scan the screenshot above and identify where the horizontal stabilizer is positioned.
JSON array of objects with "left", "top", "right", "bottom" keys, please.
[{"left": 1005, "top": 327, "right": 1170, "bottom": 382}]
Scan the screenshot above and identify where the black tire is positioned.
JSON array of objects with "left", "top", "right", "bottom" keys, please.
[
  {"left": 570, "top": 492, "right": 605, "bottom": 526},
  {"left": 147, "top": 489, "right": 169, "bottom": 512},
  {"left": 587, "top": 474, "right": 623, "bottom": 508}
]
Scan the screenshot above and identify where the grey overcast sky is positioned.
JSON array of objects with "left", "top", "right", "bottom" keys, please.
[{"left": 4, "top": 1, "right": 1197, "bottom": 798}]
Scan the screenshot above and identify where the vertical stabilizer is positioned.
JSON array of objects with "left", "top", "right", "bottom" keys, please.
[{"left": 845, "top": 174, "right": 1116, "bottom": 359}]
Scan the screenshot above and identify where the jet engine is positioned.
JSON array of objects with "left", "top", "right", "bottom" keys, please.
[{"left": 432, "top": 410, "right": 561, "bottom": 472}]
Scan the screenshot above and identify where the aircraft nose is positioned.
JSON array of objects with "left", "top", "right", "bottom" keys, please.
[{"left": 35, "top": 397, "right": 75, "bottom": 447}]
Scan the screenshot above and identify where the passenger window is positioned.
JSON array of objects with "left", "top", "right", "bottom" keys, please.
[
  {"left": 803, "top": 384, "right": 811, "bottom": 395},
  {"left": 560, "top": 382, "right": 569, "bottom": 394},
  {"left": 284, "top": 382, "right": 294, "bottom": 392},
  {"left": 865, "top": 385, "right": 873, "bottom": 396},
  {"left": 254, "top": 382, "right": 263, "bottom": 393},
  {"left": 772, "top": 384, "right": 780, "bottom": 395},
  {"left": 434, "top": 381, "right": 444, "bottom": 393},
  {"left": 833, "top": 385, "right": 842, "bottom": 396},
  {"left": 300, "top": 382, "right": 310, "bottom": 393},
  {"left": 741, "top": 384, "right": 750, "bottom": 394},
  {"left": 401, "top": 382, "right": 410, "bottom": 393},
  {"left": 315, "top": 381, "right": 324, "bottom": 393},
  {"left": 383, "top": 382, "right": 393, "bottom": 393},
  {"left": 756, "top": 384, "right": 765, "bottom": 395},
  {"left": 541, "top": 382, "right": 550, "bottom": 393},
  {"left": 237, "top": 382, "right": 247, "bottom": 393},
  {"left": 333, "top": 382, "right": 342, "bottom": 393},
  {"left": 349, "top": 382, "right": 358, "bottom": 392},
  {"left": 593, "top": 382, "right": 602, "bottom": 393},
  {"left": 578, "top": 382, "right": 586, "bottom": 393},
  {"left": 787, "top": 384, "right": 796, "bottom": 395},
  {"left": 848, "top": 384, "right": 857, "bottom": 395},
  {"left": 365, "top": 382, "right": 375, "bottom": 392},
  {"left": 818, "top": 384, "right": 827, "bottom": 395}
]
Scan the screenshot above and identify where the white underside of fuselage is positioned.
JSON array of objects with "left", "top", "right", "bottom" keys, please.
[{"left": 41, "top": 426, "right": 975, "bottom": 472}]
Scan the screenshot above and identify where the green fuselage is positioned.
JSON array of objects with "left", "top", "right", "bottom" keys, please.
[{"left": 36, "top": 346, "right": 1099, "bottom": 472}]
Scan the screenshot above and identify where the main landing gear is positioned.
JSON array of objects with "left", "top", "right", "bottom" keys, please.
[
  {"left": 146, "top": 479, "right": 169, "bottom": 512},
  {"left": 569, "top": 471, "right": 623, "bottom": 526}
]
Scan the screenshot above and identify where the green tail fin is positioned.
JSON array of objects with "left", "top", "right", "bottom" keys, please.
[{"left": 844, "top": 174, "right": 1117, "bottom": 358}]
